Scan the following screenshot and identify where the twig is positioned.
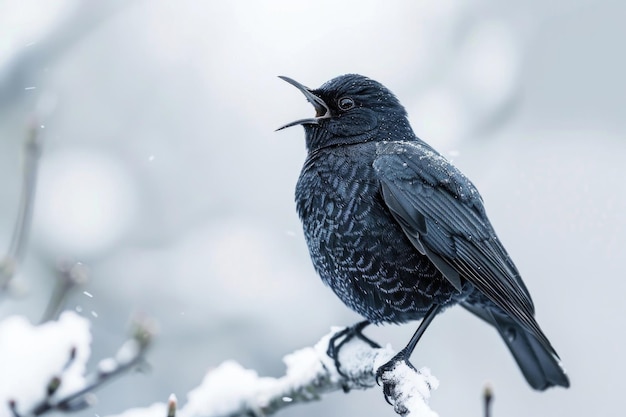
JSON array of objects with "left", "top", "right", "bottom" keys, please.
[
  {"left": 0, "top": 121, "right": 43, "bottom": 292},
  {"left": 167, "top": 394, "right": 177, "bottom": 417},
  {"left": 484, "top": 384, "right": 493, "bottom": 417},
  {"left": 40, "top": 261, "right": 89, "bottom": 323},
  {"left": 8, "top": 316, "right": 156, "bottom": 417}
]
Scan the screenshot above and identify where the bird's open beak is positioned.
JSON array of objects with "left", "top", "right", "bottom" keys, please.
[{"left": 276, "top": 76, "right": 331, "bottom": 131}]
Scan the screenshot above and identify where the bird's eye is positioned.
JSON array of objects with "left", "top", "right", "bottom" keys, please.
[{"left": 338, "top": 97, "right": 355, "bottom": 111}]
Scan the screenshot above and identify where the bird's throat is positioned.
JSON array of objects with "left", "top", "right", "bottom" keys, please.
[{"left": 304, "top": 127, "right": 378, "bottom": 154}]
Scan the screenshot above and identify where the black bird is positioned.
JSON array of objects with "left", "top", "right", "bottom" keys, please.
[{"left": 277, "top": 74, "right": 569, "bottom": 392}]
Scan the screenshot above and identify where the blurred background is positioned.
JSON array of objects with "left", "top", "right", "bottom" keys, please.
[{"left": 0, "top": 0, "right": 624, "bottom": 416}]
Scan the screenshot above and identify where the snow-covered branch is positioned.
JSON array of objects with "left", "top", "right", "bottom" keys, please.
[
  {"left": 0, "top": 312, "right": 155, "bottom": 417},
  {"left": 106, "top": 328, "right": 440, "bottom": 417}
]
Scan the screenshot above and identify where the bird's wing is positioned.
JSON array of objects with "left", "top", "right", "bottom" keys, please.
[{"left": 373, "top": 140, "right": 552, "bottom": 350}]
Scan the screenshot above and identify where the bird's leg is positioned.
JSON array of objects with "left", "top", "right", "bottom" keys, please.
[
  {"left": 376, "top": 304, "right": 442, "bottom": 404},
  {"left": 327, "top": 320, "right": 380, "bottom": 380}
]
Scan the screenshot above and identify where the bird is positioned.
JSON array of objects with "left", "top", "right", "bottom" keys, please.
[{"left": 277, "top": 74, "right": 570, "bottom": 394}]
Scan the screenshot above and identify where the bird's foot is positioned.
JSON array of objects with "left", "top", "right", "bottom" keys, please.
[
  {"left": 327, "top": 320, "right": 380, "bottom": 390},
  {"left": 375, "top": 350, "right": 416, "bottom": 406}
]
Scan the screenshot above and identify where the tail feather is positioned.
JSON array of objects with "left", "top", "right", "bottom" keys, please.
[{"left": 462, "top": 302, "right": 570, "bottom": 390}]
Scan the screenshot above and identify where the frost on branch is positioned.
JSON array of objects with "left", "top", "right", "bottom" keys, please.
[{"left": 106, "top": 327, "right": 439, "bottom": 417}]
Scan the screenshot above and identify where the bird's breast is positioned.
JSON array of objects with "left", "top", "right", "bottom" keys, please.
[{"left": 295, "top": 145, "right": 459, "bottom": 323}]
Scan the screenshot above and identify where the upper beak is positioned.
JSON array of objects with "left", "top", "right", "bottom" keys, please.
[{"left": 276, "top": 76, "right": 331, "bottom": 131}]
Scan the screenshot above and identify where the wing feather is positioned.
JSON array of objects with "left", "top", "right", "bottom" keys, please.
[{"left": 373, "top": 141, "right": 553, "bottom": 350}]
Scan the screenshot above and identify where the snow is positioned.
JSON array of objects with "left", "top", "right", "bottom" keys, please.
[
  {"left": 377, "top": 361, "right": 440, "bottom": 417},
  {"left": 102, "top": 328, "right": 436, "bottom": 417},
  {"left": 0, "top": 312, "right": 91, "bottom": 417},
  {"left": 114, "top": 339, "right": 141, "bottom": 365},
  {"left": 98, "top": 358, "right": 117, "bottom": 375},
  {"left": 312, "top": 327, "right": 396, "bottom": 388},
  {"left": 180, "top": 360, "right": 268, "bottom": 416},
  {"left": 168, "top": 393, "right": 177, "bottom": 410}
]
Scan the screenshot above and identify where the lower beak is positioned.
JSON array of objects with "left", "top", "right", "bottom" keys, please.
[{"left": 276, "top": 76, "right": 331, "bottom": 131}]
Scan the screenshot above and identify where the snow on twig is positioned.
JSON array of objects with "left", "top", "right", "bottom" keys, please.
[
  {"left": 106, "top": 327, "right": 439, "bottom": 417},
  {"left": 0, "top": 312, "right": 155, "bottom": 417}
]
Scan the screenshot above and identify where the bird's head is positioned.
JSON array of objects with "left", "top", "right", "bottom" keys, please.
[{"left": 277, "top": 74, "right": 409, "bottom": 152}]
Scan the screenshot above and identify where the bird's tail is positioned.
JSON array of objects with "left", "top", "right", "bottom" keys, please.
[{"left": 462, "top": 302, "right": 570, "bottom": 390}]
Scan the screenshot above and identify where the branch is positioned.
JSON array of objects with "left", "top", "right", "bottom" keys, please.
[
  {"left": 181, "top": 329, "right": 391, "bottom": 417},
  {"left": 106, "top": 328, "right": 439, "bottom": 417},
  {"left": 4, "top": 314, "right": 155, "bottom": 417},
  {"left": 0, "top": 120, "right": 43, "bottom": 292},
  {"left": 483, "top": 384, "right": 493, "bottom": 417},
  {"left": 40, "top": 261, "right": 89, "bottom": 323}
]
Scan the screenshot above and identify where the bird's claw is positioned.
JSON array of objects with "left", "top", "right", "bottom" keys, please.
[
  {"left": 326, "top": 321, "right": 380, "bottom": 381},
  {"left": 375, "top": 359, "right": 396, "bottom": 404},
  {"left": 375, "top": 353, "right": 417, "bottom": 406}
]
